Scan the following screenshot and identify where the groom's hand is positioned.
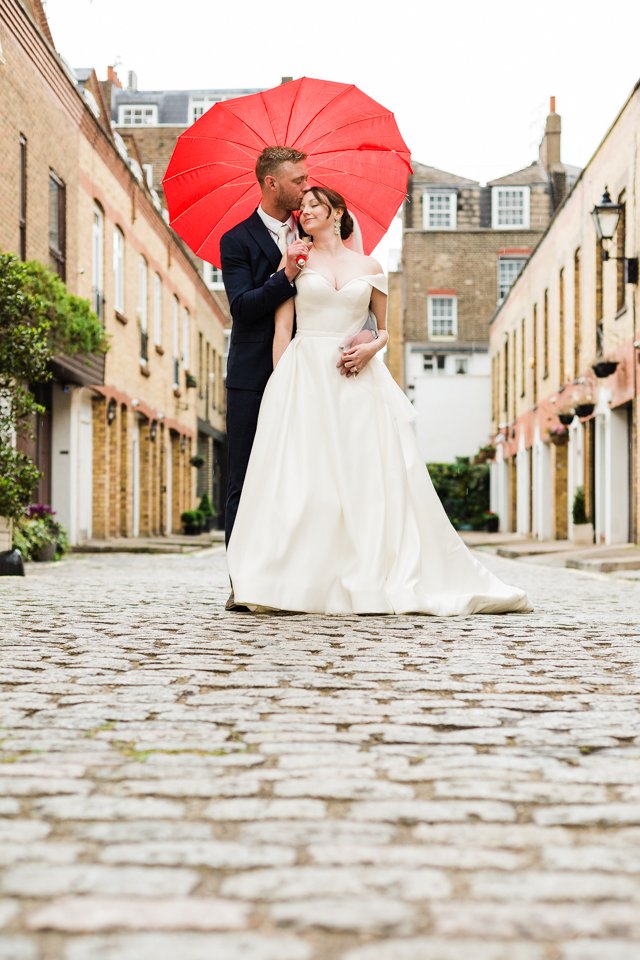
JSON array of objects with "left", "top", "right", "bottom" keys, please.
[
  {"left": 337, "top": 330, "right": 376, "bottom": 377},
  {"left": 284, "top": 240, "right": 312, "bottom": 282}
]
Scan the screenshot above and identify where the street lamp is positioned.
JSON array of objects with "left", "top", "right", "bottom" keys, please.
[{"left": 591, "top": 187, "right": 638, "bottom": 283}]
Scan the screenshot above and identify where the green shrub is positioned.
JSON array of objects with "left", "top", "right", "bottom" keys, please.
[
  {"left": 198, "top": 493, "right": 216, "bottom": 517},
  {"left": 572, "top": 486, "right": 588, "bottom": 525},
  {"left": 427, "top": 457, "right": 490, "bottom": 530}
]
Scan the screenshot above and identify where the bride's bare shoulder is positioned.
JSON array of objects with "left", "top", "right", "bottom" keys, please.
[{"left": 344, "top": 250, "right": 384, "bottom": 275}]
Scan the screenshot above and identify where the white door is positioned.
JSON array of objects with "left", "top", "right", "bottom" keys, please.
[
  {"left": 77, "top": 394, "right": 93, "bottom": 541},
  {"left": 516, "top": 439, "right": 530, "bottom": 535},
  {"left": 595, "top": 414, "right": 607, "bottom": 544},
  {"left": 132, "top": 418, "right": 140, "bottom": 537},
  {"left": 608, "top": 406, "right": 631, "bottom": 543},
  {"left": 165, "top": 436, "right": 172, "bottom": 535}
]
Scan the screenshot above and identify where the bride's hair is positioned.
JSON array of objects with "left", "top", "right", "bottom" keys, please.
[{"left": 299, "top": 186, "right": 354, "bottom": 240}]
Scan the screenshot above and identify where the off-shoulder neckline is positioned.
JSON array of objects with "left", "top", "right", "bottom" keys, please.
[{"left": 300, "top": 269, "right": 386, "bottom": 293}]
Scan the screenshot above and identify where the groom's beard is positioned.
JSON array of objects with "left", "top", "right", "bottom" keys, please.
[{"left": 276, "top": 185, "right": 303, "bottom": 214}]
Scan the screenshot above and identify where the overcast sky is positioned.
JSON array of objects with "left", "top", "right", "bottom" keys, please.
[{"left": 42, "top": 0, "right": 640, "bottom": 266}]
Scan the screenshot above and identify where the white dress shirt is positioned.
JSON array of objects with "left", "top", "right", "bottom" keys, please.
[{"left": 257, "top": 206, "right": 298, "bottom": 252}]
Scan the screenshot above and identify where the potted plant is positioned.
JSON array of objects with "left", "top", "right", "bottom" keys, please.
[
  {"left": 12, "top": 504, "right": 70, "bottom": 562},
  {"left": 198, "top": 493, "right": 217, "bottom": 531},
  {"left": 181, "top": 509, "right": 204, "bottom": 535},
  {"left": 571, "top": 486, "right": 593, "bottom": 546},
  {"left": 185, "top": 372, "right": 198, "bottom": 389},
  {"left": 558, "top": 409, "right": 575, "bottom": 426},
  {"left": 547, "top": 425, "right": 569, "bottom": 447},
  {"left": 474, "top": 444, "right": 496, "bottom": 465},
  {"left": 483, "top": 510, "right": 499, "bottom": 532},
  {"left": 592, "top": 357, "right": 619, "bottom": 378}
]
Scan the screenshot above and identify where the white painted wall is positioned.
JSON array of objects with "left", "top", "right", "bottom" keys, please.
[
  {"left": 595, "top": 400, "right": 631, "bottom": 545},
  {"left": 77, "top": 393, "right": 93, "bottom": 542},
  {"left": 407, "top": 350, "right": 491, "bottom": 463},
  {"left": 516, "top": 435, "right": 530, "bottom": 535},
  {"left": 132, "top": 418, "right": 140, "bottom": 538},
  {"left": 532, "top": 430, "right": 553, "bottom": 540},
  {"left": 492, "top": 447, "right": 510, "bottom": 532}
]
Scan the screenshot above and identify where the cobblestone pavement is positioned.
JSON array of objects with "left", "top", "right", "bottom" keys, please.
[{"left": 1, "top": 547, "right": 640, "bottom": 960}]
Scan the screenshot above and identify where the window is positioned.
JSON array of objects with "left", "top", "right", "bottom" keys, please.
[
  {"left": 520, "top": 318, "right": 525, "bottom": 397},
  {"left": 153, "top": 273, "right": 162, "bottom": 345},
  {"left": 422, "top": 190, "right": 457, "bottom": 230},
  {"left": 543, "top": 289, "right": 549, "bottom": 379},
  {"left": 427, "top": 296, "right": 457, "bottom": 338},
  {"left": 113, "top": 227, "right": 125, "bottom": 314},
  {"left": 422, "top": 353, "right": 446, "bottom": 374},
  {"left": 138, "top": 256, "right": 148, "bottom": 362},
  {"left": 182, "top": 307, "right": 190, "bottom": 371},
  {"left": 49, "top": 172, "right": 66, "bottom": 280},
  {"left": 172, "top": 297, "right": 180, "bottom": 387},
  {"left": 118, "top": 105, "right": 158, "bottom": 126},
  {"left": 498, "top": 257, "right": 527, "bottom": 302},
  {"left": 559, "top": 268, "right": 565, "bottom": 382},
  {"left": 574, "top": 248, "right": 581, "bottom": 377},
  {"left": 492, "top": 186, "right": 530, "bottom": 229},
  {"left": 532, "top": 304, "right": 538, "bottom": 404},
  {"left": 19, "top": 135, "right": 27, "bottom": 260},
  {"left": 188, "top": 96, "right": 221, "bottom": 124},
  {"left": 455, "top": 357, "right": 469, "bottom": 375},
  {"left": 92, "top": 202, "right": 104, "bottom": 320},
  {"left": 616, "top": 194, "right": 626, "bottom": 314},
  {"left": 203, "top": 262, "right": 224, "bottom": 289}
]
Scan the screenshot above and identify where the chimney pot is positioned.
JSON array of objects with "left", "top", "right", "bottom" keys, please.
[{"left": 550, "top": 96, "right": 556, "bottom": 113}]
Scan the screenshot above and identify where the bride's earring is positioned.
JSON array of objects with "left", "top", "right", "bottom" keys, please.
[{"left": 334, "top": 218, "right": 341, "bottom": 236}]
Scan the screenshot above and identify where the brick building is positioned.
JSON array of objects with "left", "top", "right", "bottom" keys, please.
[
  {"left": 489, "top": 81, "right": 640, "bottom": 545},
  {"left": 0, "top": 0, "right": 227, "bottom": 544},
  {"left": 399, "top": 101, "right": 579, "bottom": 464}
]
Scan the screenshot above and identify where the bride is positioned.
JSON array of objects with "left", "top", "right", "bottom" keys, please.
[{"left": 226, "top": 186, "right": 530, "bottom": 616}]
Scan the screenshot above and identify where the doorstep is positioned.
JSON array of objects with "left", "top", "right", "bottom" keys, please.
[{"left": 73, "top": 531, "right": 224, "bottom": 554}]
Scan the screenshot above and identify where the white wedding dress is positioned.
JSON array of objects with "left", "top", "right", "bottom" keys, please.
[{"left": 227, "top": 270, "right": 530, "bottom": 616}]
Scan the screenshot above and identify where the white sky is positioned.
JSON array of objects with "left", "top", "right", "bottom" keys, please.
[{"left": 42, "top": 0, "right": 640, "bottom": 267}]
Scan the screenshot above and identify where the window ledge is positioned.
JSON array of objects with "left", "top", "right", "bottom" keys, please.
[
  {"left": 155, "top": 343, "right": 165, "bottom": 355},
  {"left": 140, "top": 362, "right": 151, "bottom": 377},
  {"left": 115, "top": 311, "right": 129, "bottom": 325}
]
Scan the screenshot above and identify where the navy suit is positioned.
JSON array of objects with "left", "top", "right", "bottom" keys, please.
[{"left": 221, "top": 210, "right": 297, "bottom": 544}]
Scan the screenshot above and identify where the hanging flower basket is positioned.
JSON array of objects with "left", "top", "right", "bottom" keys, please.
[
  {"left": 575, "top": 402, "right": 595, "bottom": 418},
  {"left": 591, "top": 360, "right": 618, "bottom": 378},
  {"left": 558, "top": 411, "right": 575, "bottom": 426},
  {"left": 548, "top": 427, "right": 569, "bottom": 447}
]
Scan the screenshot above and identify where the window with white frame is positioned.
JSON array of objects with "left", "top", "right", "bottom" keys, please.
[
  {"left": 182, "top": 306, "right": 190, "bottom": 371},
  {"left": 203, "top": 261, "right": 224, "bottom": 289},
  {"left": 454, "top": 357, "right": 469, "bottom": 374},
  {"left": 427, "top": 296, "right": 457, "bottom": 338},
  {"left": 138, "top": 256, "right": 148, "bottom": 363},
  {"left": 113, "top": 227, "right": 125, "bottom": 314},
  {"left": 153, "top": 273, "right": 162, "bottom": 345},
  {"left": 172, "top": 296, "right": 180, "bottom": 387},
  {"left": 188, "top": 96, "right": 221, "bottom": 124},
  {"left": 117, "top": 104, "right": 158, "bottom": 126},
  {"left": 492, "top": 186, "right": 530, "bottom": 229},
  {"left": 498, "top": 256, "right": 527, "bottom": 302},
  {"left": 422, "top": 190, "right": 457, "bottom": 230},
  {"left": 91, "top": 202, "right": 104, "bottom": 320}
]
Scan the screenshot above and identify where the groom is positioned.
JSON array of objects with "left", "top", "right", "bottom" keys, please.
[{"left": 220, "top": 147, "right": 310, "bottom": 566}]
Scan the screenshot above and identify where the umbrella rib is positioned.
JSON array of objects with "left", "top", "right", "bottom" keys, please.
[
  {"left": 189, "top": 181, "right": 258, "bottom": 256},
  {"left": 208, "top": 102, "right": 272, "bottom": 150},
  {"left": 287, "top": 81, "right": 357, "bottom": 147},
  {"left": 163, "top": 160, "right": 256, "bottom": 187}
]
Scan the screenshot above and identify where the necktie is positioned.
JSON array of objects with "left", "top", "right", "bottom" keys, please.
[{"left": 276, "top": 223, "right": 289, "bottom": 255}]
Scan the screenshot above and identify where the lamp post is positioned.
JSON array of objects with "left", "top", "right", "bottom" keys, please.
[{"left": 591, "top": 187, "right": 638, "bottom": 283}]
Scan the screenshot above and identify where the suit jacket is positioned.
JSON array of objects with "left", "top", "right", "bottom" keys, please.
[{"left": 221, "top": 210, "right": 297, "bottom": 393}]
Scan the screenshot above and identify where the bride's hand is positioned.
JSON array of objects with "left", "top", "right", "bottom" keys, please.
[{"left": 337, "top": 334, "right": 376, "bottom": 377}]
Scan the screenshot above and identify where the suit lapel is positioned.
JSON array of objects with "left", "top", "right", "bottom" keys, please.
[{"left": 246, "top": 210, "right": 282, "bottom": 271}]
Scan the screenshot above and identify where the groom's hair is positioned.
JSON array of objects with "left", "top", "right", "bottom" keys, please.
[
  {"left": 256, "top": 146, "right": 307, "bottom": 184},
  {"left": 299, "top": 186, "right": 354, "bottom": 241}
]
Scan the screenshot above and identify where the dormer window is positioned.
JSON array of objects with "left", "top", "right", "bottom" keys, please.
[
  {"left": 423, "top": 189, "right": 457, "bottom": 230},
  {"left": 492, "top": 186, "right": 530, "bottom": 229},
  {"left": 188, "top": 97, "right": 222, "bottom": 124},
  {"left": 118, "top": 104, "right": 158, "bottom": 126}
]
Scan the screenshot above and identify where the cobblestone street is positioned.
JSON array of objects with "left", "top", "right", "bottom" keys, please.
[{"left": 1, "top": 546, "right": 640, "bottom": 960}]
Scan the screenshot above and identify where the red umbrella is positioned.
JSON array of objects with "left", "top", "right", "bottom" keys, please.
[{"left": 163, "top": 76, "right": 412, "bottom": 268}]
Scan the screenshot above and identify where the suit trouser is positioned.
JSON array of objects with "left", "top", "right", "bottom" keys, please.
[{"left": 225, "top": 386, "right": 263, "bottom": 547}]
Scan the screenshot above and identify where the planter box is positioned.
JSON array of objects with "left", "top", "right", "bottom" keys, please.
[
  {"left": 34, "top": 541, "right": 56, "bottom": 562},
  {"left": 592, "top": 361, "right": 618, "bottom": 378},
  {"left": 575, "top": 403, "right": 595, "bottom": 419},
  {"left": 571, "top": 522, "right": 594, "bottom": 546}
]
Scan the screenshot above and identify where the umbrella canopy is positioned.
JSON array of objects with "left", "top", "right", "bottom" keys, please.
[{"left": 163, "top": 77, "right": 412, "bottom": 268}]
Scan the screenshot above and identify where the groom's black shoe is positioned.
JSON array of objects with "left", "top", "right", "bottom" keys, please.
[{"left": 225, "top": 590, "right": 249, "bottom": 612}]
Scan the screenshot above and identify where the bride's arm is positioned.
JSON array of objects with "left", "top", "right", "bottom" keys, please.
[
  {"left": 339, "top": 285, "right": 388, "bottom": 376},
  {"left": 273, "top": 297, "right": 294, "bottom": 367}
]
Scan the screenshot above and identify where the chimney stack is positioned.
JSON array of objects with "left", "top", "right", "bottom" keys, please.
[
  {"left": 539, "top": 95, "right": 561, "bottom": 172},
  {"left": 127, "top": 70, "right": 138, "bottom": 92},
  {"left": 107, "top": 65, "right": 122, "bottom": 89}
]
